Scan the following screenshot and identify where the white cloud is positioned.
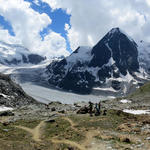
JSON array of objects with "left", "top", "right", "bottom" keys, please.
[
  {"left": 33, "top": 0, "right": 40, "bottom": 6},
  {"left": 0, "top": 0, "right": 69, "bottom": 58},
  {"left": 35, "top": 31, "right": 69, "bottom": 57},
  {"left": 43, "top": 0, "right": 150, "bottom": 50}
]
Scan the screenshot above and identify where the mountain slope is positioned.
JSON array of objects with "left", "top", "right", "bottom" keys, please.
[
  {"left": 129, "top": 81, "right": 150, "bottom": 100},
  {"left": 0, "top": 73, "right": 38, "bottom": 107},
  {"left": 0, "top": 41, "right": 45, "bottom": 65},
  {"left": 46, "top": 28, "right": 143, "bottom": 95}
]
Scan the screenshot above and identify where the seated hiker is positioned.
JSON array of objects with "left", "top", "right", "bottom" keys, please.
[
  {"left": 45, "top": 104, "right": 49, "bottom": 110},
  {"left": 103, "top": 109, "right": 107, "bottom": 116}
]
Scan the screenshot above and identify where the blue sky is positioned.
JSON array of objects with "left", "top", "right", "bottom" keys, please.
[
  {"left": 0, "top": 0, "right": 72, "bottom": 52},
  {"left": 0, "top": 15, "right": 15, "bottom": 36},
  {"left": 0, "top": 0, "right": 150, "bottom": 58}
]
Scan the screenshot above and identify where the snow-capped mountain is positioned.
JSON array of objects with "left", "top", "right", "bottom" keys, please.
[
  {"left": 0, "top": 41, "right": 45, "bottom": 65},
  {"left": 46, "top": 28, "right": 150, "bottom": 95}
]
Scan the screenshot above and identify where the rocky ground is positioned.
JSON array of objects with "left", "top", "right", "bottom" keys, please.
[
  {"left": 0, "top": 79, "right": 150, "bottom": 150},
  {"left": 0, "top": 100, "right": 150, "bottom": 150}
]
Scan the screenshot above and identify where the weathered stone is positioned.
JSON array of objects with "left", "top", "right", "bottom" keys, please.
[{"left": 0, "top": 111, "right": 14, "bottom": 117}]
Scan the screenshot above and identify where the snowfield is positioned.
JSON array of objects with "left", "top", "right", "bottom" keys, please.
[{"left": 0, "top": 106, "right": 13, "bottom": 112}]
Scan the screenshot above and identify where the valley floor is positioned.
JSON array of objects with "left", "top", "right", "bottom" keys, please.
[{"left": 0, "top": 63, "right": 113, "bottom": 105}]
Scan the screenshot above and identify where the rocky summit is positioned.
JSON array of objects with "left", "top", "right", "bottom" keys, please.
[
  {"left": 90, "top": 28, "right": 139, "bottom": 76},
  {"left": 46, "top": 28, "right": 148, "bottom": 95}
]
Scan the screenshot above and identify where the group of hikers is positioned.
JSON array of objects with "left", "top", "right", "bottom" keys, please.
[
  {"left": 88, "top": 101, "right": 107, "bottom": 116},
  {"left": 45, "top": 101, "right": 106, "bottom": 117},
  {"left": 77, "top": 101, "right": 107, "bottom": 116}
]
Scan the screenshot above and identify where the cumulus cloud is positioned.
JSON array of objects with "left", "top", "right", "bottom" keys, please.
[
  {"left": 43, "top": 0, "right": 150, "bottom": 50},
  {"left": 35, "top": 31, "right": 69, "bottom": 57},
  {"left": 0, "top": 0, "right": 69, "bottom": 58}
]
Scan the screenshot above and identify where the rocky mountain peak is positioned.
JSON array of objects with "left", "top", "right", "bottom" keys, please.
[
  {"left": 46, "top": 28, "right": 141, "bottom": 94},
  {"left": 90, "top": 28, "right": 139, "bottom": 75}
]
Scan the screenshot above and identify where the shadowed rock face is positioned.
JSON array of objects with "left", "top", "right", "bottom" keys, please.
[
  {"left": 0, "top": 73, "right": 38, "bottom": 107},
  {"left": 28, "top": 54, "right": 45, "bottom": 64},
  {"left": 90, "top": 28, "right": 139, "bottom": 75},
  {"left": 46, "top": 28, "right": 140, "bottom": 94}
]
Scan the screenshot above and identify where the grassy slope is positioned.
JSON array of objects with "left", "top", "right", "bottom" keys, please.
[
  {"left": 129, "top": 81, "right": 150, "bottom": 101},
  {"left": 1, "top": 110, "right": 148, "bottom": 150}
]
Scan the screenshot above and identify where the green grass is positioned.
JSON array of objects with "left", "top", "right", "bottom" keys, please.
[
  {"left": 44, "top": 118, "right": 85, "bottom": 142},
  {"left": 0, "top": 110, "right": 143, "bottom": 150},
  {"left": 129, "top": 81, "right": 150, "bottom": 98},
  {"left": 14, "top": 119, "right": 41, "bottom": 128}
]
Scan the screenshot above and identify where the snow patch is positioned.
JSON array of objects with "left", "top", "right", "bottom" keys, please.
[
  {"left": 0, "top": 106, "right": 13, "bottom": 112},
  {"left": 0, "top": 93, "right": 9, "bottom": 98},
  {"left": 123, "top": 109, "right": 150, "bottom": 115},
  {"left": 120, "top": 99, "right": 131, "bottom": 104},
  {"left": 93, "top": 87, "right": 117, "bottom": 92},
  {"left": 66, "top": 46, "right": 92, "bottom": 64}
]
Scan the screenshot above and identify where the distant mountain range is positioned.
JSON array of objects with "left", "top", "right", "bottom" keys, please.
[
  {"left": 46, "top": 28, "right": 150, "bottom": 96},
  {"left": 0, "top": 41, "right": 46, "bottom": 65}
]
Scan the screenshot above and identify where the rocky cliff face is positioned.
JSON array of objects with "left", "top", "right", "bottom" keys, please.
[
  {"left": 90, "top": 28, "right": 139, "bottom": 76},
  {"left": 46, "top": 28, "right": 147, "bottom": 95},
  {"left": 0, "top": 73, "right": 38, "bottom": 107}
]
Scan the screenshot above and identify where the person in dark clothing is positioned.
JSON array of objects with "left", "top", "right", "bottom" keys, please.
[
  {"left": 103, "top": 109, "right": 107, "bottom": 116},
  {"left": 95, "top": 103, "right": 100, "bottom": 116},
  {"left": 98, "top": 101, "right": 101, "bottom": 114},
  {"left": 89, "top": 101, "right": 93, "bottom": 116},
  {"left": 45, "top": 104, "right": 49, "bottom": 110}
]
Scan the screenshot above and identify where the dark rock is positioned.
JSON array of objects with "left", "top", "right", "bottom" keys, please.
[
  {"left": 0, "top": 111, "right": 14, "bottom": 117},
  {"left": 45, "top": 119, "right": 55, "bottom": 123},
  {"left": 111, "top": 80, "right": 121, "bottom": 90},
  {"left": 122, "top": 138, "right": 131, "bottom": 143},
  {"left": 58, "top": 110, "right": 65, "bottom": 114},
  {"left": 67, "top": 147, "right": 74, "bottom": 150},
  {"left": 74, "top": 103, "right": 81, "bottom": 107},
  {"left": 77, "top": 106, "right": 89, "bottom": 114},
  {"left": 51, "top": 107, "right": 56, "bottom": 111},
  {"left": 2, "top": 122, "right": 10, "bottom": 126},
  {"left": 28, "top": 54, "right": 45, "bottom": 64}
]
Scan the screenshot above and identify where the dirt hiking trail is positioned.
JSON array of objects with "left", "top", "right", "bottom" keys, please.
[{"left": 15, "top": 121, "right": 45, "bottom": 142}]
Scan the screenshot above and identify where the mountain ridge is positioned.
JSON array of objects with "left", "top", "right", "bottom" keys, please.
[
  {"left": 46, "top": 27, "right": 150, "bottom": 95},
  {"left": 0, "top": 40, "right": 46, "bottom": 65}
]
